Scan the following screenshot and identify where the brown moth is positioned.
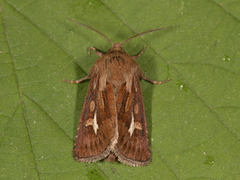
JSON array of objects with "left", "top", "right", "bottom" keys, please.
[{"left": 63, "top": 18, "right": 170, "bottom": 167}]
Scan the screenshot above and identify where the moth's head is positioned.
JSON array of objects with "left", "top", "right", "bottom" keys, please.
[
  {"left": 111, "top": 43, "right": 123, "bottom": 51},
  {"left": 107, "top": 43, "right": 127, "bottom": 54}
]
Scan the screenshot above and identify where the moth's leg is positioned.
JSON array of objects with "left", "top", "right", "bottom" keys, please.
[
  {"left": 141, "top": 75, "right": 170, "bottom": 84},
  {"left": 131, "top": 46, "right": 146, "bottom": 60},
  {"left": 62, "top": 75, "right": 90, "bottom": 84},
  {"left": 88, "top": 47, "right": 105, "bottom": 57}
]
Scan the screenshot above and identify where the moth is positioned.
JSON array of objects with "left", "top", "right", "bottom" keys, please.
[{"left": 63, "top": 18, "right": 170, "bottom": 167}]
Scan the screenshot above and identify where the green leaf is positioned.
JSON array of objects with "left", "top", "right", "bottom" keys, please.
[{"left": 0, "top": 0, "right": 239, "bottom": 179}]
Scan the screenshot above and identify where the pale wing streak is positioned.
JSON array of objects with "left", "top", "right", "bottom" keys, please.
[
  {"left": 128, "top": 113, "right": 135, "bottom": 136},
  {"left": 93, "top": 111, "right": 98, "bottom": 134}
]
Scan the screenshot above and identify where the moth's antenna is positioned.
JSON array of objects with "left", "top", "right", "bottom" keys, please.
[
  {"left": 66, "top": 18, "right": 114, "bottom": 46},
  {"left": 121, "top": 26, "right": 171, "bottom": 46}
]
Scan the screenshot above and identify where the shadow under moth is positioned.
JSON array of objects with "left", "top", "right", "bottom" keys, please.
[{"left": 63, "top": 18, "right": 170, "bottom": 167}]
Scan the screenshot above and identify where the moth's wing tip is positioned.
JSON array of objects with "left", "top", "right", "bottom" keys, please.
[
  {"left": 73, "top": 149, "right": 111, "bottom": 163},
  {"left": 113, "top": 148, "right": 151, "bottom": 167}
]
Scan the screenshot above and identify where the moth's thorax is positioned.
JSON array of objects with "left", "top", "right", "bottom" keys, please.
[
  {"left": 92, "top": 43, "right": 142, "bottom": 91},
  {"left": 104, "top": 44, "right": 136, "bottom": 87}
]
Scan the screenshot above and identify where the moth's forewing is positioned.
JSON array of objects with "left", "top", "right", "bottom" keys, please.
[
  {"left": 73, "top": 73, "right": 117, "bottom": 162},
  {"left": 114, "top": 76, "right": 151, "bottom": 166}
]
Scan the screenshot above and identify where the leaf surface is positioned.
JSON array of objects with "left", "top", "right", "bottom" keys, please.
[{"left": 0, "top": 0, "right": 239, "bottom": 179}]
